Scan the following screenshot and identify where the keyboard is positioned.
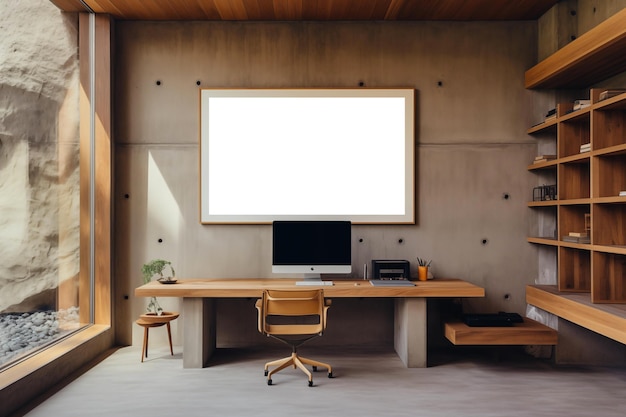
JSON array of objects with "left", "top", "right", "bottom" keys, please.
[
  {"left": 369, "top": 280, "right": 415, "bottom": 287},
  {"left": 295, "top": 281, "right": 334, "bottom": 286}
]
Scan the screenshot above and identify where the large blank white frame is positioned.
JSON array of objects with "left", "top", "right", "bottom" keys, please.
[{"left": 199, "top": 88, "right": 415, "bottom": 224}]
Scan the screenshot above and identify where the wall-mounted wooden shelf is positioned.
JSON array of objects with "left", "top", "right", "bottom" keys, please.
[
  {"left": 525, "top": 8, "right": 626, "bottom": 89},
  {"left": 444, "top": 318, "right": 558, "bottom": 346},
  {"left": 526, "top": 285, "right": 626, "bottom": 344}
]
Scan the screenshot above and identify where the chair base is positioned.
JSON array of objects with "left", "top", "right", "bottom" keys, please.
[{"left": 264, "top": 352, "right": 332, "bottom": 386}]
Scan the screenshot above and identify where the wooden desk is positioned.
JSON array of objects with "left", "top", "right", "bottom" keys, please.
[{"left": 135, "top": 278, "right": 484, "bottom": 368}]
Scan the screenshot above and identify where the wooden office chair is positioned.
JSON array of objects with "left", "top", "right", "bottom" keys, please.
[{"left": 255, "top": 289, "right": 333, "bottom": 386}]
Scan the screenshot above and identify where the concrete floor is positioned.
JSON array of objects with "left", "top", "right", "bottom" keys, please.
[{"left": 16, "top": 344, "right": 626, "bottom": 417}]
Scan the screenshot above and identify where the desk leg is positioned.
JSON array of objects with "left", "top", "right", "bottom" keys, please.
[
  {"left": 394, "top": 298, "right": 427, "bottom": 368},
  {"left": 182, "top": 298, "right": 216, "bottom": 368}
]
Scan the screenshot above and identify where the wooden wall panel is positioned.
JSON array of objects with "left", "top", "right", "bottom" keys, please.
[
  {"left": 50, "top": 0, "right": 557, "bottom": 21},
  {"left": 78, "top": 13, "right": 113, "bottom": 327},
  {"left": 78, "top": 13, "right": 92, "bottom": 326},
  {"left": 94, "top": 14, "right": 113, "bottom": 327}
]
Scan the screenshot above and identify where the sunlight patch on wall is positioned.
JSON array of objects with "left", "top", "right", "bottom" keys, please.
[{"left": 147, "top": 150, "right": 183, "bottom": 247}]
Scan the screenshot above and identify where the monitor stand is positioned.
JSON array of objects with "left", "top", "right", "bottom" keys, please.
[{"left": 295, "top": 274, "right": 333, "bottom": 286}]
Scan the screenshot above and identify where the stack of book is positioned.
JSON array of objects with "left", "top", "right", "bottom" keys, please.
[
  {"left": 533, "top": 154, "right": 556, "bottom": 163},
  {"left": 619, "top": 191, "right": 626, "bottom": 197},
  {"left": 580, "top": 143, "right": 591, "bottom": 153},
  {"left": 545, "top": 108, "right": 557, "bottom": 121},
  {"left": 573, "top": 99, "right": 591, "bottom": 111},
  {"left": 599, "top": 89, "right": 626, "bottom": 101},
  {"left": 562, "top": 232, "right": 590, "bottom": 244}
]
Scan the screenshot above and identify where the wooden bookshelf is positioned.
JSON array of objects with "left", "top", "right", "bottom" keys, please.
[{"left": 528, "top": 90, "right": 626, "bottom": 301}]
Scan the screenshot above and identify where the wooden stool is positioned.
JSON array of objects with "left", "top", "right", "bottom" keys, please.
[{"left": 136, "top": 312, "right": 179, "bottom": 362}]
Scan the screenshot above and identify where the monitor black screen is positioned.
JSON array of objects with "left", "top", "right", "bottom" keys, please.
[{"left": 272, "top": 221, "right": 351, "bottom": 277}]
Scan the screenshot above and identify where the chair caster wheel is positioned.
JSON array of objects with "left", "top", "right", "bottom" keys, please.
[
  {"left": 308, "top": 380, "right": 313, "bottom": 387},
  {"left": 312, "top": 366, "right": 317, "bottom": 372},
  {"left": 328, "top": 372, "right": 333, "bottom": 378},
  {"left": 264, "top": 370, "right": 268, "bottom": 376},
  {"left": 267, "top": 379, "right": 272, "bottom": 386}
]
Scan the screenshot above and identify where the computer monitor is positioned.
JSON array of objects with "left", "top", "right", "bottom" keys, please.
[{"left": 272, "top": 221, "right": 352, "bottom": 281}]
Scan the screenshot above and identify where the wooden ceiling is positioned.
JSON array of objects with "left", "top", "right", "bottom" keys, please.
[{"left": 49, "top": 0, "right": 558, "bottom": 21}]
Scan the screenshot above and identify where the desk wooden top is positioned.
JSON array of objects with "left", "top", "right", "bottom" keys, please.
[{"left": 135, "top": 278, "right": 484, "bottom": 298}]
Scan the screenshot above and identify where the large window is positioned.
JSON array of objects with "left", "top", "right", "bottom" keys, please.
[{"left": 0, "top": 0, "right": 86, "bottom": 370}]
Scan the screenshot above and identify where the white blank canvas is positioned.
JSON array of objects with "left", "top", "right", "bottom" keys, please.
[{"left": 200, "top": 89, "right": 415, "bottom": 224}]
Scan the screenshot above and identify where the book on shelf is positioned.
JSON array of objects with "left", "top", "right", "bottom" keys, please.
[
  {"left": 619, "top": 191, "right": 626, "bottom": 197},
  {"left": 568, "top": 232, "right": 588, "bottom": 238},
  {"left": 533, "top": 154, "right": 556, "bottom": 163},
  {"left": 562, "top": 235, "right": 591, "bottom": 244},
  {"left": 599, "top": 89, "right": 626, "bottom": 101},
  {"left": 573, "top": 102, "right": 590, "bottom": 111},
  {"left": 580, "top": 143, "right": 591, "bottom": 153},
  {"left": 572, "top": 99, "right": 591, "bottom": 111}
]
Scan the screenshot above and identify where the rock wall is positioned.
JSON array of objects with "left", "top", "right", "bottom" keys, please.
[{"left": 0, "top": 0, "right": 80, "bottom": 313}]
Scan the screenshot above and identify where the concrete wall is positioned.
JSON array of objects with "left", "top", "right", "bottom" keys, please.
[
  {"left": 113, "top": 20, "right": 539, "bottom": 348},
  {"left": 538, "top": 0, "right": 626, "bottom": 61},
  {"left": 535, "top": 1, "right": 626, "bottom": 121},
  {"left": 577, "top": 0, "right": 626, "bottom": 34},
  {"left": 581, "top": 0, "right": 626, "bottom": 88}
]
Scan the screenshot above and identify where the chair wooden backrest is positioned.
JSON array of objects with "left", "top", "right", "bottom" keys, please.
[{"left": 256, "top": 289, "right": 330, "bottom": 336}]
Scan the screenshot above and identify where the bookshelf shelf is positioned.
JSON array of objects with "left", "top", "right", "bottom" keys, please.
[
  {"left": 528, "top": 200, "right": 558, "bottom": 207},
  {"left": 594, "top": 144, "right": 626, "bottom": 157},
  {"left": 558, "top": 154, "right": 590, "bottom": 164},
  {"left": 594, "top": 91, "right": 626, "bottom": 111},
  {"left": 527, "top": 160, "right": 558, "bottom": 171},
  {"left": 560, "top": 241, "right": 591, "bottom": 250},
  {"left": 592, "top": 244, "right": 626, "bottom": 256},
  {"left": 593, "top": 197, "right": 626, "bottom": 204},
  {"left": 527, "top": 237, "right": 558, "bottom": 246},
  {"left": 527, "top": 119, "right": 557, "bottom": 134},
  {"left": 560, "top": 107, "right": 591, "bottom": 123}
]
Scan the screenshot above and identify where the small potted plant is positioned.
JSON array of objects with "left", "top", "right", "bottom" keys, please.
[
  {"left": 416, "top": 257, "right": 431, "bottom": 281},
  {"left": 141, "top": 259, "right": 176, "bottom": 317}
]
